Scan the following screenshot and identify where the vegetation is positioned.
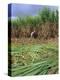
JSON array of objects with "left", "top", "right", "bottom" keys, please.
[
  {"left": 8, "top": 40, "right": 58, "bottom": 76},
  {"left": 9, "top": 7, "right": 58, "bottom": 39},
  {"left": 8, "top": 7, "right": 58, "bottom": 76}
]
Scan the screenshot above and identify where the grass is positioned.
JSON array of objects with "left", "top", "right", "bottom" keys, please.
[{"left": 8, "top": 38, "right": 58, "bottom": 76}]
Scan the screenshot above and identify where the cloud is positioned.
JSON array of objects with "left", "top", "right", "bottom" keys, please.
[{"left": 8, "top": 3, "right": 58, "bottom": 18}]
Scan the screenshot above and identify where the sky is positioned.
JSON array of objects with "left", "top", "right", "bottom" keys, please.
[{"left": 8, "top": 3, "right": 58, "bottom": 19}]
